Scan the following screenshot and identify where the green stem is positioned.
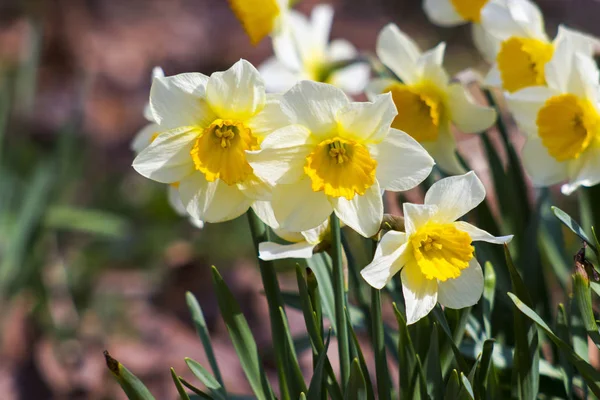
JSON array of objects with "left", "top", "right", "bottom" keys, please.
[
  {"left": 330, "top": 213, "right": 350, "bottom": 389},
  {"left": 371, "top": 287, "right": 390, "bottom": 400}
]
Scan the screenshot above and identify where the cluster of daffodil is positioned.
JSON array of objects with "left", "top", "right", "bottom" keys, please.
[{"left": 131, "top": 0, "right": 599, "bottom": 330}]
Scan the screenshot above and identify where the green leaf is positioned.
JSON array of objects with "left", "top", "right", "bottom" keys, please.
[
  {"left": 179, "top": 377, "right": 213, "bottom": 399},
  {"left": 344, "top": 359, "right": 367, "bottom": 400},
  {"left": 460, "top": 373, "right": 475, "bottom": 400},
  {"left": 505, "top": 245, "right": 539, "bottom": 399},
  {"left": 556, "top": 304, "right": 574, "bottom": 398},
  {"left": 307, "top": 331, "right": 332, "bottom": 400},
  {"left": 552, "top": 206, "right": 599, "bottom": 257},
  {"left": 474, "top": 339, "right": 495, "bottom": 400},
  {"left": 278, "top": 306, "right": 308, "bottom": 397},
  {"left": 346, "top": 308, "right": 375, "bottom": 400},
  {"left": 44, "top": 206, "right": 129, "bottom": 237},
  {"left": 185, "top": 358, "right": 227, "bottom": 400},
  {"left": 392, "top": 303, "right": 419, "bottom": 398},
  {"left": 431, "top": 306, "right": 470, "bottom": 375},
  {"left": 306, "top": 252, "right": 337, "bottom": 333},
  {"left": 424, "top": 323, "right": 443, "bottom": 400},
  {"left": 186, "top": 292, "right": 224, "bottom": 388},
  {"left": 104, "top": 351, "right": 155, "bottom": 400},
  {"left": 508, "top": 292, "right": 600, "bottom": 397},
  {"left": 408, "top": 355, "right": 428, "bottom": 400},
  {"left": 573, "top": 270, "right": 600, "bottom": 348},
  {"left": 370, "top": 288, "right": 390, "bottom": 400},
  {"left": 444, "top": 370, "right": 461, "bottom": 400},
  {"left": 171, "top": 368, "right": 191, "bottom": 400},
  {"left": 211, "top": 266, "right": 274, "bottom": 400},
  {"left": 482, "top": 262, "right": 496, "bottom": 339}
]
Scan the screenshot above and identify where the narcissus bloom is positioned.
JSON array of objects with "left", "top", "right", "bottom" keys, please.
[
  {"left": 361, "top": 172, "right": 512, "bottom": 324},
  {"left": 259, "top": 4, "right": 369, "bottom": 95},
  {"left": 228, "top": 0, "right": 290, "bottom": 45},
  {"left": 259, "top": 220, "right": 330, "bottom": 261},
  {"left": 422, "top": 0, "right": 494, "bottom": 56},
  {"left": 480, "top": 0, "right": 598, "bottom": 93},
  {"left": 505, "top": 50, "right": 600, "bottom": 195},
  {"left": 131, "top": 67, "right": 203, "bottom": 229},
  {"left": 248, "top": 80, "right": 434, "bottom": 238},
  {"left": 132, "top": 60, "right": 287, "bottom": 223},
  {"left": 368, "top": 24, "right": 497, "bottom": 174}
]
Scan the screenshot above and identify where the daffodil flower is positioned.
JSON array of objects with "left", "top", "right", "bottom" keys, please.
[
  {"left": 228, "top": 0, "right": 290, "bottom": 45},
  {"left": 480, "top": 0, "right": 599, "bottom": 93},
  {"left": 132, "top": 59, "right": 288, "bottom": 223},
  {"left": 361, "top": 172, "right": 512, "bottom": 324},
  {"left": 259, "top": 4, "right": 370, "bottom": 95},
  {"left": 247, "top": 80, "right": 434, "bottom": 238},
  {"left": 505, "top": 49, "right": 600, "bottom": 195},
  {"left": 131, "top": 67, "right": 204, "bottom": 229},
  {"left": 423, "top": 0, "right": 496, "bottom": 57},
  {"left": 368, "top": 24, "right": 497, "bottom": 175},
  {"left": 259, "top": 220, "right": 330, "bottom": 261}
]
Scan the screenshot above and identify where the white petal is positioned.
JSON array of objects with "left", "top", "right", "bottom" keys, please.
[
  {"left": 424, "top": 171, "right": 486, "bottom": 222},
  {"left": 401, "top": 262, "right": 438, "bottom": 325},
  {"left": 132, "top": 127, "right": 198, "bottom": 183},
  {"left": 328, "top": 39, "right": 358, "bottom": 61},
  {"left": 335, "top": 93, "right": 397, "bottom": 143},
  {"left": 259, "top": 57, "right": 301, "bottom": 93},
  {"left": 417, "top": 43, "right": 449, "bottom": 88},
  {"left": 251, "top": 200, "right": 280, "bottom": 229},
  {"left": 272, "top": 179, "right": 333, "bottom": 232},
  {"left": 149, "top": 73, "right": 214, "bottom": 129},
  {"left": 237, "top": 176, "right": 272, "bottom": 201},
  {"left": 207, "top": 59, "right": 266, "bottom": 120},
  {"left": 422, "top": 127, "right": 466, "bottom": 175},
  {"left": 332, "top": 181, "right": 383, "bottom": 238},
  {"left": 472, "top": 23, "right": 500, "bottom": 63},
  {"left": 131, "top": 123, "right": 160, "bottom": 153},
  {"left": 376, "top": 24, "right": 421, "bottom": 84},
  {"left": 365, "top": 78, "right": 398, "bottom": 100},
  {"left": 280, "top": 81, "right": 349, "bottom": 136},
  {"left": 402, "top": 203, "right": 438, "bottom": 236},
  {"left": 504, "top": 86, "right": 554, "bottom": 136},
  {"left": 301, "top": 219, "right": 330, "bottom": 244},
  {"left": 453, "top": 221, "right": 513, "bottom": 244},
  {"left": 437, "top": 258, "right": 484, "bottom": 309},
  {"left": 374, "top": 128, "right": 434, "bottom": 191},
  {"left": 567, "top": 53, "right": 600, "bottom": 101},
  {"left": 246, "top": 94, "right": 290, "bottom": 138},
  {"left": 361, "top": 238, "right": 409, "bottom": 289},
  {"left": 329, "top": 64, "right": 371, "bottom": 95},
  {"left": 521, "top": 137, "right": 568, "bottom": 187},
  {"left": 448, "top": 83, "right": 497, "bottom": 134},
  {"left": 272, "top": 21, "right": 303, "bottom": 71},
  {"left": 423, "top": 0, "right": 465, "bottom": 27},
  {"left": 259, "top": 241, "right": 316, "bottom": 260},
  {"left": 563, "top": 142, "right": 600, "bottom": 195},
  {"left": 189, "top": 217, "right": 205, "bottom": 229},
  {"left": 484, "top": 64, "right": 502, "bottom": 88},
  {"left": 168, "top": 185, "right": 186, "bottom": 216},
  {"left": 179, "top": 173, "right": 252, "bottom": 223},
  {"left": 246, "top": 125, "right": 313, "bottom": 184},
  {"left": 311, "top": 4, "right": 334, "bottom": 54},
  {"left": 480, "top": 0, "right": 547, "bottom": 42}
]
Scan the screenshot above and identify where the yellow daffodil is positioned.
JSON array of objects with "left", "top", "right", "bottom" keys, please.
[
  {"left": 131, "top": 67, "right": 204, "bottom": 229},
  {"left": 247, "top": 80, "right": 434, "bottom": 238},
  {"left": 423, "top": 0, "right": 495, "bottom": 56},
  {"left": 480, "top": 0, "right": 599, "bottom": 93},
  {"left": 368, "top": 24, "right": 497, "bottom": 175},
  {"left": 505, "top": 49, "right": 600, "bottom": 195},
  {"left": 361, "top": 172, "right": 512, "bottom": 324},
  {"left": 228, "top": 0, "right": 290, "bottom": 45},
  {"left": 132, "top": 60, "right": 288, "bottom": 223},
  {"left": 259, "top": 4, "right": 370, "bottom": 95}
]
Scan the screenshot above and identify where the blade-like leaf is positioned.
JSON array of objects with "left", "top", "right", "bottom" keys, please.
[
  {"left": 307, "top": 331, "right": 332, "bottom": 399},
  {"left": 508, "top": 292, "right": 600, "bottom": 397},
  {"left": 444, "top": 370, "right": 461, "bottom": 400},
  {"left": 424, "top": 323, "right": 443, "bottom": 399},
  {"left": 556, "top": 304, "right": 574, "bottom": 398},
  {"left": 179, "top": 377, "right": 213, "bottom": 399},
  {"left": 346, "top": 308, "right": 375, "bottom": 400},
  {"left": 344, "top": 359, "right": 367, "bottom": 400},
  {"left": 171, "top": 368, "right": 191, "bottom": 400},
  {"left": 573, "top": 270, "right": 600, "bottom": 348},
  {"left": 482, "top": 262, "right": 496, "bottom": 339},
  {"left": 104, "top": 351, "right": 155, "bottom": 400},
  {"left": 185, "top": 358, "right": 227, "bottom": 400},
  {"left": 211, "top": 266, "right": 274, "bottom": 400},
  {"left": 393, "top": 303, "right": 419, "bottom": 398},
  {"left": 552, "top": 206, "right": 599, "bottom": 257},
  {"left": 460, "top": 373, "right": 475, "bottom": 400}
]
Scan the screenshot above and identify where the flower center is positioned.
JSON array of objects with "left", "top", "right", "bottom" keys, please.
[
  {"left": 536, "top": 94, "right": 600, "bottom": 162},
  {"left": 304, "top": 137, "right": 377, "bottom": 200},
  {"left": 190, "top": 119, "right": 259, "bottom": 185},
  {"left": 496, "top": 37, "right": 554, "bottom": 93},
  {"left": 409, "top": 222, "right": 474, "bottom": 281},
  {"left": 385, "top": 81, "right": 446, "bottom": 143},
  {"left": 450, "top": 0, "right": 488, "bottom": 22}
]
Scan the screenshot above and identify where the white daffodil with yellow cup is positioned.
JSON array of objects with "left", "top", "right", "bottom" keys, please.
[
  {"left": 480, "top": 0, "right": 599, "bottom": 93},
  {"left": 361, "top": 172, "right": 513, "bottom": 324},
  {"left": 368, "top": 24, "right": 497, "bottom": 175},
  {"left": 247, "top": 80, "right": 435, "bottom": 238},
  {"left": 505, "top": 48, "right": 600, "bottom": 195},
  {"left": 259, "top": 4, "right": 370, "bottom": 95},
  {"left": 132, "top": 59, "right": 288, "bottom": 223}
]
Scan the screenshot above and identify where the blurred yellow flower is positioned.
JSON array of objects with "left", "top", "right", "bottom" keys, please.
[
  {"left": 361, "top": 172, "right": 512, "bottom": 324},
  {"left": 227, "top": 0, "right": 288, "bottom": 45},
  {"left": 368, "top": 24, "right": 496, "bottom": 175}
]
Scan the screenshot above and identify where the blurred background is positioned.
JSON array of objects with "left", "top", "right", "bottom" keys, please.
[{"left": 1, "top": 0, "right": 599, "bottom": 398}]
